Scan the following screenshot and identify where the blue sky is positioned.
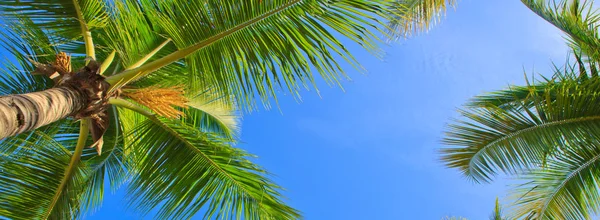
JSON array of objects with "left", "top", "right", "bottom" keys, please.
[{"left": 89, "top": 1, "right": 569, "bottom": 219}]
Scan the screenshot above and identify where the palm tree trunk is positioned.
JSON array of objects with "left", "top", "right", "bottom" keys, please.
[{"left": 0, "top": 86, "right": 86, "bottom": 139}]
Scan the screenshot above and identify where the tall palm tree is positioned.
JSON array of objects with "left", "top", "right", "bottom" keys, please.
[
  {"left": 0, "top": 0, "right": 455, "bottom": 219},
  {"left": 441, "top": 0, "right": 600, "bottom": 219}
]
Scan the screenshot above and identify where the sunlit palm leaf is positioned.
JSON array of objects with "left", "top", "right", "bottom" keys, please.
[
  {"left": 442, "top": 0, "right": 600, "bottom": 218},
  {"left": 0, "top": 17, "right": 59, "bottom": 85},
  {"left": 125, "top": 0, "right": 395, "bottom": 110},
  {"left": 186, "top": 88, "right": 240, "bottom": 139},
  {"left": 123, "top": 113, "right": 299, "bottom": 219},
  {"left": 442, "top": 77, "right": 600, "bottom": 182},
  {"left": 98, "top": 0, "right": 178, "bottom": 74},
  {"left": 0, "top": 0, "right": 108, "bottom": 43},
  {"left": 466, "top": 84, "right": 542, "bottom": 109},
  {"left": 0, "top": 59, "right": 52, "bottom": 101},
  {"left": 522, "top": 0, "right": 600, "bottom": 63},
  {"left": 509, "top": 141, "right": 600, "bottom": 219},
  {"left": 467, "top": 53, "right": 599, "bottom": 109},
  {"left": 389, "top": 0, "right": 456, "bottom": 38}
]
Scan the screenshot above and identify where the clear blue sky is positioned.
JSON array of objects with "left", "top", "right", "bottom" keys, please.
[{"left": 88, "top": 1, "right": 569, "bottom": 219}]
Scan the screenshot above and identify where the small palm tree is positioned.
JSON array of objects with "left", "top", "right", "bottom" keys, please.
[
  {"left": 0, "top": 0, "right": 455, "bottom": 219},
  {"left": 441, "top": 0, "right": 600, "bottom": 219},
  {"left": 490, "top": 198, "right": 504, "bottom": 220}
]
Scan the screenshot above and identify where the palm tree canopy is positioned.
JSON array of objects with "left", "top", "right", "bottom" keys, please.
[
  {"left": 441, "top": 0, "right": 600, "bottom": 219},
  {"left": 0, "top": 0, "right": 456, "bottom": 219}
]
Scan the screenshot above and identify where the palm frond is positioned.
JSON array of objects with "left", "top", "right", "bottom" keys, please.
[
  {"left": 466, "top": 84, "right": 544, "bottom": 109},
  {"left": 467, "top": 52, "right": 600, "bottom": 109},
  {"left": 441, "top": 77, "right": 600, "bottom": 182},
  {"left": 186, "top": 88, "right": 240, "bottom": 139},
  {"left": 0, "top": 16, "right": 63, "bottom": 77},
  {"left": 0, "top": 0, "right": 108, "bottom": 43},
  {"left": 508, "top": 141, "right": 600, "bottom": 219},
  {"left": 98, "top": 0, "right": 177, "bottom": 72},
  {"left": 522, "top": 0, "right": 600, "bottom": 62},
  {"left": 122, "top": 114, "right": 299, "bottom": 219},
  {"left": 105, "top": 0, "right": 395, "bottom": 110},
  {"left": 389, "top": 0, "right": 456, "bottom": 38},
  {"left": 0, "top": 131, "right": 88, "bottom": 220},
  {"left": 0, "top": 59, "right": 51, "bottom": 98}
]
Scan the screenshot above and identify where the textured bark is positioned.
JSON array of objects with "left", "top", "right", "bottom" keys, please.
[
  {"left": 0, "top": 87, "right": 86, "bottom": 139},
  {"left": 23, "top": 56, "right": 111, "bottom": 154}
]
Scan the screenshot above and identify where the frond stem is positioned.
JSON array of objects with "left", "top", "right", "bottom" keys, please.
[
  {"left": 125, "top": 38, "right": 172, "bottom": 70},
  {"left": 42, "top": 118, "right": 90, "bottom": 219},
  {"left": 72, "top": 0, "right": 95, "bottom": 60},
  {"left": 108, "top": 98, "right": 154, "bottom": 117},
  {"left": 100, "top": 50, "right": 116, "bottom": 75}
]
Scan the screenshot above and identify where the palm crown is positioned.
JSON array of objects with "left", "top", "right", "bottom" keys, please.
[
  {"left": 0, "top": 0, "right": 455, "bottom": 219},
  {"left": 441, "top": 0, "right": 600, "bottom": 219}
]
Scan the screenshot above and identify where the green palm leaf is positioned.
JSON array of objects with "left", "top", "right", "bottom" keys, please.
[
  {"left": 466, "top": 53, "right": 599, "bottom": 109},
  {"left": 105, "top": 0, "right": 396, "bottom": 110},
  {"left": 522, "top": 0, "right": 600, "bottom": 63},
  {"left": 0, "top": 0, "right": 108, "bottom": 44},
  {"left": 0, "top": 17, "right": 59, "bottom": 89},
  {"left": 509, "top": 142, "right": 600, "bottom": 219},
  {"left": 186, "top": 89, "right": 240, "bottom": 139},
  {"left": 116, "top": 102, "right": 299, "bottom": 219},
  {"left": 440, "top": 0, "right": 600, "bottom": 218},
  {"left": 0, "top": 131, "right": 88, "bottom": 220},
  {"left": 441, "top": 77, "right": 600, "bottom": 182},
  {"left": 389, "top": 0, "right": 456, "bottom": 38},
  {"left": 97, "top": 0, "right": 177, "bottom": 75}
]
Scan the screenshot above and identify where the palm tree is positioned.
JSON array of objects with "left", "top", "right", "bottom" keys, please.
[
  {"left": 441, "top": 0, "right": 600, "bottom": 219},
  {"left": 490, "top": 198, "right": 504, "bottom": 220},
  {"left": 0, "top": 0, "right": 455, "bottom": 219}
]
